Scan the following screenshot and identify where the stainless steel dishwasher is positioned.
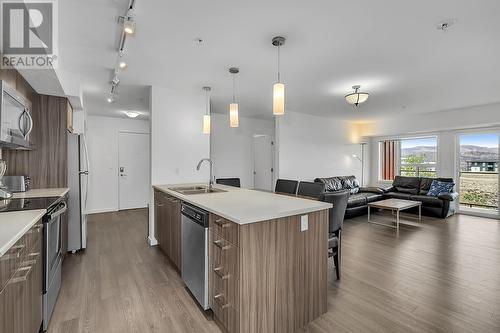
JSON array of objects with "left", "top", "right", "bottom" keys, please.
[{"left": 181, "top": 202, "right": 209, "bottom": 310}]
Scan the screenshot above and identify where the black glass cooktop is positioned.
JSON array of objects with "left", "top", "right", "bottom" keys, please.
[{"left": 0, "top": 196, "right": 61, "bottom": 213}]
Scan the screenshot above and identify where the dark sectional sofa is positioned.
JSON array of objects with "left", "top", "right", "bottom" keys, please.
[
  {"left": 314, "top": 175, "right": 459, "bottom": 219},
  {"left": 314, "top": 176, "right": 385, "bottom": 219}
]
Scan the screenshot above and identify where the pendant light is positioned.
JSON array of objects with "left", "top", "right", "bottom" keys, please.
[
  {"left": 345, "top": 85, "right": 370, "bottom": 107},
  {"left": 229, "top": 67, "right": 239, "bottom": 128},
  {"left": 202, "top": 87, "right": 211, "bottom": 134},
  {"left": 272, "top": 36, "right": 286, "bottom": 115}
]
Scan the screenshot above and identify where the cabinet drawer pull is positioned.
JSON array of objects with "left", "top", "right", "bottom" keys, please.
[
  {"left": 0, "top": 244, "right": 25, "bottom": 261},
  {"left": 214, "top": 294, "right": 230, "bottom": 309},
  {"left": 213, "top": 267, "right": 230, "bottom": 280},
  {"left": 213, "top": 218, "right": 231, "bottom": 228},
  {"left": 10, "top": 266, "right": 31, "bottom": 284},
  {"left": 213, "top": 240, "right": 230, "bottom": 251}
]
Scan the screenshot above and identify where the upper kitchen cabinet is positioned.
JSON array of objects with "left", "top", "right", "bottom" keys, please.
[{"left": 0, "top": 69, "right": 69, "bottom": 189}]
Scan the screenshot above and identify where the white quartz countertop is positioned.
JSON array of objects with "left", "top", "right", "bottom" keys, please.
[
  {"left": 0, "top": 209, "right": 46, "bottom": 257},
  {"left": 153, "top": 184, "right": 332, "bottom": 225},
  {"left": 12, "top": 188, "right": 69, "bottom": 199}
]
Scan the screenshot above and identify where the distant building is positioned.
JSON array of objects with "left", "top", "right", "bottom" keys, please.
[{"left": 467, "top": 160, "right": 498, "bottom": 172}]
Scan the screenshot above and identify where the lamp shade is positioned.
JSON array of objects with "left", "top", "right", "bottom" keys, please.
[
  {"left": 202, "top": 114, "right": 211, "bottom": 134},
  {"left": 230, "top": 103, "right": 239, "bottom": 128},
  {"left": 273, "top": 83, "right": 285, "bottom": 115}
]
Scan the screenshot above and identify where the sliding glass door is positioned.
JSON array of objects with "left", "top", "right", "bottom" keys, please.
[{"left": 458, "top": 132, "right": 499, "bottom": 216}]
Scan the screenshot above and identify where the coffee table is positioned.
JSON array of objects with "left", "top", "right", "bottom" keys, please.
[{"left": 368, "top": 198, "right": 421, "bottom": 230}]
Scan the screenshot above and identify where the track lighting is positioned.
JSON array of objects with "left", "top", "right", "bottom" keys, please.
[
  {"left": 123, "top": 9, "right": 136, "bottom": 35},
  {"left": 118, "top": 61, "right": 127, "bottom": 70}
]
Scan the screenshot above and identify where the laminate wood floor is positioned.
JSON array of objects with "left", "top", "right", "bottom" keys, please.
[{"left": 48, "top": 209, "right": 500, "bottom": 333}]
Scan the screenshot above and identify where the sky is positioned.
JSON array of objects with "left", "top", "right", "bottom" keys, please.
[
  {"left": 400, "top": 134, "right": 499, "bottom": 148},
  {"left": 400, "top": 137, "right": 437, "bottom": 149},
  {"left": 459, "top": 133, "right": 499, "bottom": 148}
]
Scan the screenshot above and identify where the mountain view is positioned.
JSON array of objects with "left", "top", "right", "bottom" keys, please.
[
  {"left": 401, "top": 146, "right": 436, "bottom": 163},
  {"left": 402, "top": 145, "right": 498, "bottom": 168}
]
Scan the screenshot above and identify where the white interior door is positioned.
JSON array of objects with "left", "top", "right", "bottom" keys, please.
[
  {"left": 118, "top": 132, "right": 150, "bottom": 210},
  {"left": 253, "top": 135, "right": 274, "bottom": 191}
]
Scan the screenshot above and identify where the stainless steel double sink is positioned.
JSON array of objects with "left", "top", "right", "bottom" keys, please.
[{"left": 169, "top": 185, "right": 226, "bottom": 195}]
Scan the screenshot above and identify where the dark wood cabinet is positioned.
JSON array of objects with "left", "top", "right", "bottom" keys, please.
[
  {"left": 0, "top": 219, "right": 43, "bottom": 333},
  {"left": 154, "top": 190, "right": 182, "bottom": 271},
  {"left": 208, "top": 210, "right": 329, "bottom": 333}
]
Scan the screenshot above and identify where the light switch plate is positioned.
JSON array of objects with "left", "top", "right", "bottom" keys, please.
[{"left": 300, "top": 215, "right": 308, "bottom": 231}]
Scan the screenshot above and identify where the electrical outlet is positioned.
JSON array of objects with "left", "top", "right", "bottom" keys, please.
[{"left": 300, "top": 215, "right": 308, "bottom": 231}]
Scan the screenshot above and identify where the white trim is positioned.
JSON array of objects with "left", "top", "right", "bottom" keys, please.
[{"left": 86, "top": 207, "right": 117, "bottom": 214}]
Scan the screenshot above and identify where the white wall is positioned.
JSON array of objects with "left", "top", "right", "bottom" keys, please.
[
  {"left": 366, "top": 103, "right": 500, "bottom": 187},
  {"left": 210, "top": 113, "right": 274, "bottom": 188},
  {"left": 86, "top": 115, "right": 150, "bottom": 214},
  {"left": 276, "top": 111, "right": 369, "bottom": 185},
  {"left": 149, "top": 86, "right": 210, "bottom": 244},
  {"left": 150, "top": 86, "right": 210, "bottom": 185}
]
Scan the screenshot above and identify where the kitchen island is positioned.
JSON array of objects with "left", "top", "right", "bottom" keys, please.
[{"left": 153, "top": 184, "right": 332, "bottom": 333}]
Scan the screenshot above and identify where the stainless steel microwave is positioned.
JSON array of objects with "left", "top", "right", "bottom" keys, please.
[{"left": 0, "top": 80, "right": 33, "bottom": 149}]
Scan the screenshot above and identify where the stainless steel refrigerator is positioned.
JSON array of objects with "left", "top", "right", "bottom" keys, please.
[{"left": 67, "top": 133, "right": 89, "bottom": 251}]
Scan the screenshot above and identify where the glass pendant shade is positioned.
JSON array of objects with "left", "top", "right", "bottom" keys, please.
[
  {"left": 202, "top": 114, "right": 211, "bottom": 134},
  {"left": 345, "top": 85, "right": 369, "bottom": 106},
  {"left": 345, "top": 92, "right": 369, "bottom": 106},
  {"left": 273, "top": 83, "right": 285, "bottom": 115},
  {"left": 229, "top": 103, "right": 239, "bottom": 128}
]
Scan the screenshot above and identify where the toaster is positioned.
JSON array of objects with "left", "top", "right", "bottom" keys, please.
[{"left": 3, "top": 176, "right": 30, "bottom": 192}]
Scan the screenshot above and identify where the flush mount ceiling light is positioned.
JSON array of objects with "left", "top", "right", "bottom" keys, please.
[
  {"left": 345, "top": 85, "right": 369, "bottom": 107},
  {"left": 229, "top": 67, "right": 240, "bottom": 128},
  {"left": 106, "top": 94, "right": 114, "bottom": 103},
  {"left": 272, "top": 36, "right": 286, "bottom": 116},
  {"left": 124, "top": 111, "right": 140, "bottom": 118},
  {"left": 202, "top": 86, "right": 211, "bottom": 134}
]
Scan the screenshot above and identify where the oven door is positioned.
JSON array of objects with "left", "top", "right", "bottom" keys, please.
[{"left": 44, "top": 202, "right": 66, "bottom": 291}]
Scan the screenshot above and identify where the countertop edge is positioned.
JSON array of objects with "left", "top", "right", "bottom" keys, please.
[
  {"left": 153, "top": 185, "right": 332, "bottom": 224},
  {"left": 0, "top": 209, "right": 46, "bottom": 257},
  {"left": 12, "top": 187, "right": 70, "bottom": 199}
]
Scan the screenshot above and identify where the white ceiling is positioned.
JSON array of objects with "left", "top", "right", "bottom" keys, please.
[{"left": 55, "top": 0, "right": 500, "bottom": 121}]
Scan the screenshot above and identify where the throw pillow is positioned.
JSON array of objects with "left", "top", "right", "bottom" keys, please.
[{"left": 427, "top": 180, "right": 454, "bottom": 197}]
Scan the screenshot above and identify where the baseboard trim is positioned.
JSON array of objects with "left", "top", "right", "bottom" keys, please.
[
  {"left": 86, "top": 208, "right": 118, "bottom": 214},
  {"left": 148, "top": 236, "right": 158, "bottom": 246}
]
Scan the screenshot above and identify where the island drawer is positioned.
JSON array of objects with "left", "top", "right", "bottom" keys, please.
[
  {"left": 209, "top": 214, "right": 239, "bottom": 246},
  {"left": 210, "top": 232, "right": 239, "bottom": 306}
]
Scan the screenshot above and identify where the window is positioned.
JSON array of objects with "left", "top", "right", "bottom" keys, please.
[{"left": 380, "top": 137, "right": 438, "bottom": 180}]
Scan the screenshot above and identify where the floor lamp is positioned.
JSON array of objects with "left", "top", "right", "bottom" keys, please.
[{"left": 352, "top": 143, "right": 366, "bottom": 186}]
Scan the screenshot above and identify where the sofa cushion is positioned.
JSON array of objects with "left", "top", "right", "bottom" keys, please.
[
  {"left": 392, "top": 176, "right": 420, "bottom": 194},
  {"left": 364, "top": 193, "right": 384, "bottom": 203},
  {"left": 420, "top": 177, "right": 454, "bottom": 195},
  {"left": 384, "top": 192, "right": 412, "bottom": 200},
  {"left": 419, "top": 177, "right": 434, "bottom": 195},
  {"left": 409, "top": 195, "right": 444, "bottom": 208},
  {"left": 315, "top": 177, "right": 343, "bottom": 192},
  {"left": 427, "top": 180, "right": 455, "bottom": 197},
  {"left": 340, "top": 176, "right": 360, "bottom": 194},
  {"left": 347, "top": 193, "right": 368, "bottom": 208}
]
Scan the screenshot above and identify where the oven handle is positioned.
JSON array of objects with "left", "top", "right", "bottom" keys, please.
[{"left": 47, "top": 201, "right": 67, "bottom": 221}]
